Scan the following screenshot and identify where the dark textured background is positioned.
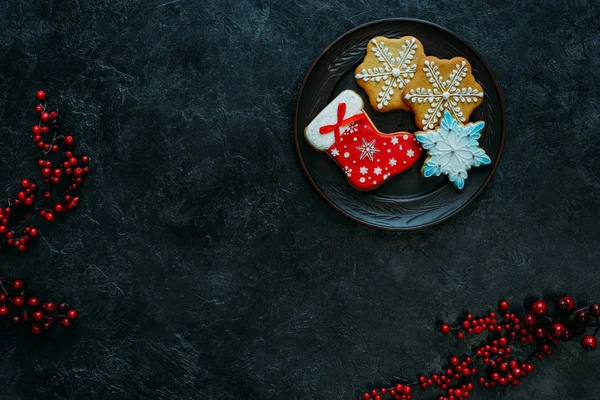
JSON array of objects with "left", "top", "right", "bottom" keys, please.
[{"left": 0, "top": 0, "right": 599, "bottom": 399}]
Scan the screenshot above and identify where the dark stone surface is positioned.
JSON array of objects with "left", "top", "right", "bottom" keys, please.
[{"left": 0, "top": 0, "right": 599, "bottom": 399}]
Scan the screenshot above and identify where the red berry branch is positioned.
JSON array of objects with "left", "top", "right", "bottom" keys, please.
[
  {"left": 359, "top": 296, "right": 600, "bottom": 400},
  {"left": 0, "top": 278, "right": 78, "bottom": 335},
  {"left": 1, "top": 90, "right": 89, "bottom": 252},
  {"left": 0, "top": 91, "right": 83, "bottom": 336}
]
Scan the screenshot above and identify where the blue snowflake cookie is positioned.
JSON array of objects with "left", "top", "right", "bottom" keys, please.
[{"left": 415, "top": 110, "right": 491, "bottom": 190}]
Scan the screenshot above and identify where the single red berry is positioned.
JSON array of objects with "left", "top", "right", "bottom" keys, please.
[
  {"left": 41, "top": 167, "right": 51, "bottom": 177},
  {"left": 35, "top": 105, "right": 43, "bottom": 113},
  {"left": 535, "top": 327, "right": 545, "bottom": 339},
  {"left": 582, "top": 335, "right": 597, "bottom": 351},
  {"left": 67, "top": 309, "right": 78, "bottom": 320},
  {"left": 41, "top": 125, "right": 49, "bottom": 133},
  {"left": 441, "top": 324, "right": 451, "bottom": 335},
  {"left": 45, "top": 212, "right": 55, "bottom": 222},
  {"left": 590, "top": 304, "right": 600, "bottom": 317},
  {"left": 552, "top": 323, "right": 566, "bottom": 338},
  {"left": 462, "top": 320, "right": 470, "bottom": 329},
  {"left": 0, "top": 306, "right": 8, "bottom": 316},
  {"left": 74, "top": 167, "right": 83, "bottom": 177},
  {"left": 54, "top": 204, "right": 64, "bottom": 213},
  {"left": 61, "top": 318, "right": 71, "bottom": 327},
  {"left": 563, "top": 330, "right": 573, "bottom": 341},
  {"left": 523, "top": 313, "right": 536, "bottom": 326},
  {"left": 12, "top": 280, "right": 23, "bottom": 290},
  {"left": 575, "top": 310, "right": 589, "bottom": 323},
  {"left": 40, "top": 112, "right": 50, "bottom": 122},
  {"left": 81, "top": 155, "right": 89, "bottom": 163},
  {"left": 35, "top": 90, "right": 46, "bottom": 101},
  {"left": 64, "top": 135, "right": 74, "bottom": 146},
  {"left": 556, "top": 296, "right": 575, "bottom": 312},
  {"left": 12, "top": 296, "right": 23, "bottom": 306},
  {"left": 32, "top": 311, "right": 44, "bottom": 321},
  {"left": 50, "top": 111, "right": 58, "bottom": 119},
  {"left": 457, "top": 332, "right": 465, "bottom": 340},
  {"left": 28, "top": 297, "right": 39, "bottom": 307},
  {"left": 32, "top": 125, "right": 41, "bottom": 135},
  {"left": 499, "top": 300, "right": 509, "bottom": 310},
  {"left": 43, "top": 302, "right": 56, "bottom": 313},
  {"left": 531, "top": 300, "right": 548, "bottom": 316},
  {"left": 31, "top": 324, "right": 41, "bottom": 335},
  {"left": 30, "top": 228, "right": 38, "bottom": 237},
  {"left": 69, "top": 157, "right": 78, "bottom": 166}
]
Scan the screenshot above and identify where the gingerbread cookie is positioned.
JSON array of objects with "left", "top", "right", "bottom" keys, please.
[
  {"left": 355, "top": 36, "right": 426, "bottom": 112},
  {"left": 403, "top": 56, "right": 484, "bottom": 130},
  {"left": 305, "top": 90, "right": 422, "bottom": 191},
  {"left": 415, "top": 109, "right": 491, "bottom": 190}
]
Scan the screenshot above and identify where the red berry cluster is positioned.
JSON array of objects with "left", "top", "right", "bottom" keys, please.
[
  {"left": 359, "top": 296, "right": 600, "bottom": 400},
  {"left": 360, "top": 383, "right": 412, "bottom": 400},
  {"left": 1, "top": 90, "right": 89, "bottom": 251},
  {"left": 0, "top": 278, "right": 77, "bottom": 335}
]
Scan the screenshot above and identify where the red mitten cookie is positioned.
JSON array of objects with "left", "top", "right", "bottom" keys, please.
[{"left": 304, "top": 90, "right": 422, "bottom": 191}]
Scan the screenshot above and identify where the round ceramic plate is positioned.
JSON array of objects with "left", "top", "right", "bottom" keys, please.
[{"left": 295, "top": 19, "right": 505, "bottom": 230}]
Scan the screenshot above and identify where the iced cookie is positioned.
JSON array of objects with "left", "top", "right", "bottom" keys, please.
[
  {"left": 355, "top": 36, "right": 426, "bottom": 112},
  {"left": 415, "top": 109, "right": 491, "bottom": 190},
  {"left": 305, "top": 90, "right": 422, "bottom": 191},
  {"left": 403, "top": 56, "right": 484, "bottom": 130}
]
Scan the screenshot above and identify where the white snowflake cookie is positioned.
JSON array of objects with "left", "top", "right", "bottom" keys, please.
[
  {"left": 403, "top": 56, "right": 484, "bottom": 130},
  {"left": 416, "top": 110, "right": 491, "bottom": 190},
  {"left": 355, "top": 36, "right": 426, "bottom": 112}
]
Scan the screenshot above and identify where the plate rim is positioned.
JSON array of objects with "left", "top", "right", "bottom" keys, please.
[{"left": 294, "top": 18, "right": 506, "bottom": 231}]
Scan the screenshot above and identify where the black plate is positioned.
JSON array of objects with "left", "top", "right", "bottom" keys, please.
[{"left": 295, "top": 18, "right": 505, "bottom": 230}]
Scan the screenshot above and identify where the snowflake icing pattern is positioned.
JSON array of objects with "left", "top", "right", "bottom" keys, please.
[
  {"left": 356, "top": 138, "right": 380, "bottom": 161},
  {"left": 404, "top": 59, "right": 484, "bottom": 129},
  {"left": 416, "top": 110, "right": 491, "bottom": 190},
  {"left": 355, "top": 38, "right": 420, "bottom": 110},
  {"left": 341, "top": 122, "right": 358, "bottom": 136}
]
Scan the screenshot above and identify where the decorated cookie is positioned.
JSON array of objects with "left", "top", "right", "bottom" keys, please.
[
  {"left": 403, "top": 56, "right": 484, "bottom": 130},
  {"left": 305, "top": 90, "right": 422, "bottom": 191},
  {"left": 355, "top": 36, "right": 426, "bottom": 112},
  {"left": 415, "top": 109, "right": 491, "bottom": 190}
]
